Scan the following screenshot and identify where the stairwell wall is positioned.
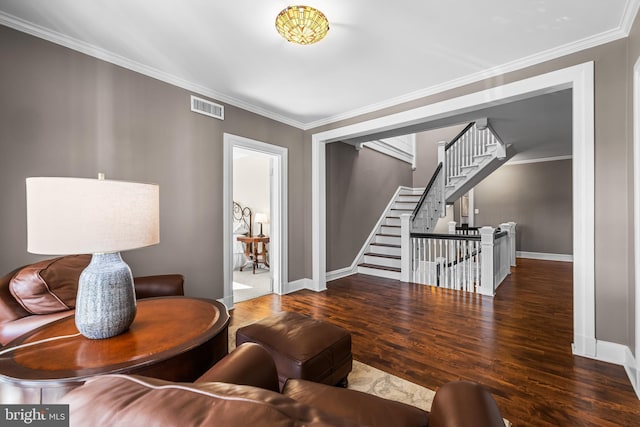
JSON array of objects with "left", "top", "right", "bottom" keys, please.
[
  {"left": 413, "top": 125, "right": 468, "bottom": 188},
  {"left": 473, "top": 159, "right": 573, "bottom": 255},
  {"left": 325, "top": 142, "right": 412, "bottom": 272}
]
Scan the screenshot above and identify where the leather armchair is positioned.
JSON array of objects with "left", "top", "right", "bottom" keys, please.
[
  {"left": 0, "top": 256, "right": 184, "bottom": 345},
  {"left": 63, "top": 343, "right": 505, "bottom": 427}
]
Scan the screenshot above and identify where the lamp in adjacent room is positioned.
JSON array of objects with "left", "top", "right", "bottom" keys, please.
[
  {"left": 275, "top": 5, "right": 329, "bottom": 45},
  {"left": 254, "top": 212, "right": 269, "bottom": 237},
  {"left": 26, "top": 175, "right": 159, "bottom": 339}
]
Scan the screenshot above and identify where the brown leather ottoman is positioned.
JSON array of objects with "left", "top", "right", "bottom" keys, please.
[{"left": 235, "top": 311, "right": 352, "bottom": 388}]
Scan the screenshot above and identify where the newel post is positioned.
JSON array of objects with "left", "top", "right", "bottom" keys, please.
[
  {"left": 509, "top": 221, "right": 517, "bottom": 266},
  {"left": 437, "top": 141, "right": 446, "bottom": 164},
  {"left": 479, "top": 226, "right": 495, "bottom": 296},
  {"left": 400, "top": 214, "right": 411, "bottom": 282},
  {"left": 448, "top": 221, "right": 457, "bottom": 234},
  {"left": 500, "top": 222, "right": 517, "bottom": 268}
]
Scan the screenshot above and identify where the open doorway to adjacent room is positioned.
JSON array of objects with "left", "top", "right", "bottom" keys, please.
[
  {"left": 232, "top": 146, "right": 273, "bottom": 302},
  {"left": 223, "top": 133, "right": 288, "bottom": 308}
]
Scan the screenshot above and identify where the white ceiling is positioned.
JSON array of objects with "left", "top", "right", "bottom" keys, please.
[{"left": 0, "top": 0, "right": 638, "bottom": 131}]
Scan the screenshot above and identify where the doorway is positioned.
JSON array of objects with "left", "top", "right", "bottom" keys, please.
[
  {"left": 312, "top": 62, "right": 595, "bottom": 358},
  {"left": 232, "top": 147, "right": 273, "bottom": 302},
  {"left": 222, "top": 134, "right": 288, "bottom": 309}
]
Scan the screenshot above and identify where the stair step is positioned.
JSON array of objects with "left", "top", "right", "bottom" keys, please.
[
  {"left": 370, "top": 243, "right": 401, "bottom": 248},
  {"left": 375, "top": 233, "right": 401, "bottom": 245},
  {"left": 358, "top": 263, "right": 401, "bottom": 272},
  {"left": 364, "top": 252, "right": 401, "bottom": 268},
  {"left": 380, "top": 225, "right": 401, "bottom": 234},
  {"left": 357, "top": 265, "right": 401, "bottom": 280},
  {"left": 369, "top": 242, "right": 401, "bottom": 256},
  {"left": 364, "top": 252, "right": 400, "bottom": 259}
]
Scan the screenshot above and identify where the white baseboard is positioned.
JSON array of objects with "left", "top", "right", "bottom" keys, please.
[
  {"left": 574, "top": 339, "right": 640, "bottom": 399},
  {"left": 516, "top": 251, "right": 573, "bottom": 262},
  {"left": 326, "top": 266, "right": 357, "bottom": 282},
  {"left": 282, "top": 278, "right": 313, "bottom": 294}
]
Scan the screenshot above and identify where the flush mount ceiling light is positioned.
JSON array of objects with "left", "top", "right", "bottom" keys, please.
[{"left": 275, "top": 5, "right": 329, "bottom": 45}]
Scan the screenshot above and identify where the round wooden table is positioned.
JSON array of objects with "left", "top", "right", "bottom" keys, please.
[{"left": 0, "top": 297, "right": 229, "bottom": 403}]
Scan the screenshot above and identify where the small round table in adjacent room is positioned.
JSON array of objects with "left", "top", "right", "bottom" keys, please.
[{"left": 0, "top": 297, "right": 230, "bottom": 404}]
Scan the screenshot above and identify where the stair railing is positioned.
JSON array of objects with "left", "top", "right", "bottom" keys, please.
[
  {"left": 443, "top": 121, "right": 505, "bottom": 189},
  {"left": 406, "top": 223, "right": 516, "bottom": 296},
  {"left": 410, "top": 121, "right": 506, "bottom": 235},
  {"left": 410, "top": 163, "right": 444, "bottom": 233}
]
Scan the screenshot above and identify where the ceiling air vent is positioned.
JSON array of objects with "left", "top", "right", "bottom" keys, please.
[{"left": 190, "top": 95, "right": 224, "bottom": 120}]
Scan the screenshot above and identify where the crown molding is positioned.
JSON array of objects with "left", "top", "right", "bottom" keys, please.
[
  {"left": 0, "top": 11, "right": 307, "bottom": 130},
  {"left": 621, "top": 0, "right": 640, "bottom": 34},
  {"left": 304, "top": 25, "right": 632, "bottom": 130},
  {"left": 2, "top": 1, "right": 639, "bottom": 132}
]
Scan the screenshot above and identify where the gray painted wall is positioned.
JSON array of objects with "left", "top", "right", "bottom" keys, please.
[
  {"left": 413, "top": 124, "right": 468, "bottom": 188},
  {"left": 326, "top": 143, "right": 412, "bottom": 272},
  {"left": 0, "top": 26, "right": 306, "bottom": 300},
  {"left": 474, "top": 160, "right": 573, "bottom": 254}
]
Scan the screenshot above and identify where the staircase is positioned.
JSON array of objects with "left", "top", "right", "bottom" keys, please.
[
  {"left": 412, "top": 121, "right": 515, "bottom": 234},
  {"left": 357, "top": 120, "right": 514, "bottom": 280},
  {"left": 357, "top": 188, "right": 422, "bottom": 280}
]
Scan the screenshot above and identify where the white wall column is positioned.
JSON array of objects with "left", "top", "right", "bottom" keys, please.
[
  {"left": 400, "top": 214, "right": 411, "bottom": 282},
  {"left": 480, "top": 226, "right": 496, "bottom": 296},
  {"left": 500, "top": 222, "right": 517, "bottom": 267}
]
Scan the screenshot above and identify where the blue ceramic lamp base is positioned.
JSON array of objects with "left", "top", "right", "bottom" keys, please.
[{"left": 75, "top": 252, "right": 137, "bottom": 339}]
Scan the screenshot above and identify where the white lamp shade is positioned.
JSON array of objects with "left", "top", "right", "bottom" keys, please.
[
  {"left": 26, "top": 177, "right": 159, "bottom": 255},
  {"left": 254, "top": 212, "right": 269, "bottom": 224}
]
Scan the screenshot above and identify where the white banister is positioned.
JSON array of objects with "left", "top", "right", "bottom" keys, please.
[
  {"left": 400, "top": 214, "right": 411, "bottom": 282},
  {"left": 479, "top": 226, "right": 495, "bottom": 296},
  {"left": 448, "top": 221, "right": 457, "bottom": 234}
]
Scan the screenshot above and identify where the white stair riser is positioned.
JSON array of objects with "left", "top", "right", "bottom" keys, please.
[
  {"left": 376, "top": 235, "right": 401, "bottom": 245},
  {"left": 364, "top": 255, "right": 401, "bottom": 268},
  {"left": 369, "top": 245, "right": 401, "bottom": 256},
  {"left": 385, "top": 217, "right": 401, "bottom": 226},
  {"left": 357, "top": 266, "right": 400, "bottom": 280},
  {"left": 393, "top": 202, "right": 418, "bottom": 210},
  {"left": 397, "top": 195, "right": 421, "bottom": 202},
  {"left": 380, "top": 225, "right": 400, "bottom": 234},
  {"left": 389, "top": 209, "right": 413, "bottom": 216}
]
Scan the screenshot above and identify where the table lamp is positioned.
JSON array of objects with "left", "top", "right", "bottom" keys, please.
[
  {"left": 25, "top": 175, "right": 159, "bottom": 339},
  {"left": 254, "top": 212, "right": 268, "bottom": 237}
]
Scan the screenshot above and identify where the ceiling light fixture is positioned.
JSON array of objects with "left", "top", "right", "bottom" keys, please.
[{"left": 275, "top": 5, "right": 329, "bottom": 45}]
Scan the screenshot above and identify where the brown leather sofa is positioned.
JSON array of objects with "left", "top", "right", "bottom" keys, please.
[
  {"left": 0, "top": 255, "right": 184, "bottom": 345},
  {"left": 63, "top": 342, "right": 506, "bottom": 427}
]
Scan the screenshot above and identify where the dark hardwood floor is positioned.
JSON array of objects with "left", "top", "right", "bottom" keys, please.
[{"left": 230, "top": 258, "right": 640, "bottom": 426}]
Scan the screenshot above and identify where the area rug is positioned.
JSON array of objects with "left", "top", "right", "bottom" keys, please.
[{"left": 228, "top": 322, "right": 510, "bottom": 426}]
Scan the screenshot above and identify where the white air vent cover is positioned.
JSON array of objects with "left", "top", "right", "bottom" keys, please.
[{"left": 190, "top": 95, "right": 224, "bottom": 120}]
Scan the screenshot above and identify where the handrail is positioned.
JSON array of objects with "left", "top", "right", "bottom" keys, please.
[
  {"left": 444, "top": 122, "right": 475, "bottom": 150},
  {"left": 411, "top": 162, "right": 443, "bottom": 220},
  {"left": 410, "top": 232, "right": 480, "bottom": 241}
]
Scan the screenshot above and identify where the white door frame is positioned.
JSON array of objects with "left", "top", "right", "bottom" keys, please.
[
  {"left": 632, "top": 57, "right": 640, "bottom": 396},
  {"left": 223, "top": 133, "right": 288, "bottom": 309},
  {"left": 312, "top": 62, "right": 595, "bottom": 356}
]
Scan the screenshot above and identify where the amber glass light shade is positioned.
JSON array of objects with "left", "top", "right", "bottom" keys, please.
[{"left": 275, "top": 5, "right": 329, "bottom": 45}]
